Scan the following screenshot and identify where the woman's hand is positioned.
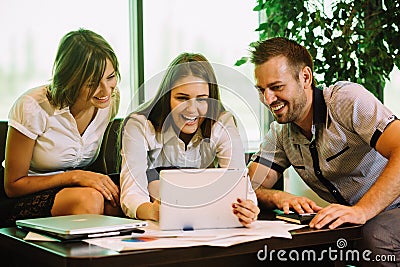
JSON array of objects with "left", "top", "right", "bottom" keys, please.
[
  {"left": 232, "top": 198, "right": 260, "bottom": 227},
  {"left": 68, "top": 170, "right": 120, "bottom": 207}
]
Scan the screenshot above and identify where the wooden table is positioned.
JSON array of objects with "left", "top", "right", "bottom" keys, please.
[{"left": 0, "top": 220, "right": 362, "bottom": 267}]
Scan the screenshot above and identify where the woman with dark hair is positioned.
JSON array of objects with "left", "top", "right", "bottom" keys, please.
[
  {"left": 2, "top": 28, "right": 121, "bottom": 226},
  {"left": 120, "top": 53, "right": 259, "bottom": 226}
]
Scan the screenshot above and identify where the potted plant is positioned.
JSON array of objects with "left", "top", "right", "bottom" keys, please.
[{"left": 236, "top": 0, "right": 400, "bottom": 102}]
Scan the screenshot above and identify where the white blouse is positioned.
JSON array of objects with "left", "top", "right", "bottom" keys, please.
[
  {"left": 7, "top": 85, "right": 119, "bottom": 174},
  {"left": 120, "top": 111, "right": 257, "bottom": 218}
]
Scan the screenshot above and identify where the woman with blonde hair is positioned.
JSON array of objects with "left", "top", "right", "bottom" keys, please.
[{"left": 2, "top": 28, "right": 121, "bottom": 226}]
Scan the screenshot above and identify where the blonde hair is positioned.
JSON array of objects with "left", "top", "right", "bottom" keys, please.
[{"left": 47, "top": 28, "right": 120, "bottom": 108}]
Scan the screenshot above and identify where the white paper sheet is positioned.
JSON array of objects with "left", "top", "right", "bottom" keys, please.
[
  {"left": 24, "top": 231, "right": 60, "bottom": 242},
  {"left": 84, "top": 220, "right": 306, "bottom": 252}
]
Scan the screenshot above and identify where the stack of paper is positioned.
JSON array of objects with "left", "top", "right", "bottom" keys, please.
[{"left": 84, "top": 220, "right": 306, "bottom": 252}]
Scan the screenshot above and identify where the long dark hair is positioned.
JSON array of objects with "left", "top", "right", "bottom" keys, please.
[
  {"left": 116, "top": 53, "right": 225, "bottom": 172},
  {"left": 134, "top": 52, "right": 225, "bottom": 138}
]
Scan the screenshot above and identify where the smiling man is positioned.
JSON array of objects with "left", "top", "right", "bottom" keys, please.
[{"left": 248, "top": 37, "right": 400, "bottom": 266}]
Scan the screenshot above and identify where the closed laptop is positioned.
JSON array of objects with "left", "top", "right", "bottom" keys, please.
[{"left": 16, "top": 214, "right": 147, "bottom": 240}]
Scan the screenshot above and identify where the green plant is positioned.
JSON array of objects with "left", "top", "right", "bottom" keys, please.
[{"left": 236, "top": 0, "right": 400, "bottom": 101}]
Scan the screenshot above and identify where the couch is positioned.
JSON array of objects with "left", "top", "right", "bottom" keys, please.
[{"left": 0, "top": 121, "right": 8, "bottom": 200}]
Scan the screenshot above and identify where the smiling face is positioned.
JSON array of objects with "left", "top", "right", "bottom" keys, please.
[
  {"left": 77, "top": 58, "right": 117, "bottom": 110},
  {"left": 254, "top": 56, "right": 312, "bottom": 126},
  {"left": 169, "top": 76, "right": 209, "bottom": 136}
]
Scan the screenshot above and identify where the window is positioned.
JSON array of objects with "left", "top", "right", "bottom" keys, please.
[
  {"left": 384, "top": 67, "right": 400, "bottom": 116},
  {"left": 0, "top": 0, "right": 131, "bottom": 119}
]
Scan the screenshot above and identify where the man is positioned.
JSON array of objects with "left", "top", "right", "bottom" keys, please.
[{"left": 248, "top": 37, "right": 400, "bottom": 265}]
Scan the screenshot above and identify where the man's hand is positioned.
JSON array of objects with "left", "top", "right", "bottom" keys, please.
[
  {"left": 309, "top": 204, "right": 367, "bottom": 229},
  {"left": 275, "top": 191, "right": 323, "bottom": 214}
]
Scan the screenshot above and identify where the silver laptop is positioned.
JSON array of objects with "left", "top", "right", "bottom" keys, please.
[
  {"left": 16, "top": 214, "right": 147, "bottom": 240},
  {"left": 159, "top": 168, "right": 248, "bottom": 231}
]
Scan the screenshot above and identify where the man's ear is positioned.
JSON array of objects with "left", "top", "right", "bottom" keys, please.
[{"left": 301, "top": 66, "right": 313, "bottom": 88}]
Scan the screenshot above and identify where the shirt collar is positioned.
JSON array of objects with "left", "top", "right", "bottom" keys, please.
[
  {"left": 313, "top": 85, "right": 327, "bottom": 125},
  {"left": 288, "top": 86, "right": 327, "bottom": 144},
  {"left": 162, "top": 124, "right": 203, "bottom": 145},
  {"left": 53, "top": 106, "right": 70, "bottom": 115}
]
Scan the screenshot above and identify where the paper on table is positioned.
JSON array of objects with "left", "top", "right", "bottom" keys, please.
[
  {"left": 84, "top": 220, "right": 306, "bottom": 252},
  {"left": 132, "top": 220, "right": 304, "bottom": 238},
  {"left": 24, "top": 231, "right": 60, "bottom": 242}
]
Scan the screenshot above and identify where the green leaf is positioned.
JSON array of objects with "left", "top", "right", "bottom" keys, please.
[
  {"left": 255, "top": 22, "right": 269, "bottom": 32},
  {"left": 234, "top": 57, "right": 249, "bottom": 66},
  {"left": 253, "top": 2, "right": 266, "bottom": 11},
  {"left": 249, "top": 41, "right": 259, "bottom": 48}
]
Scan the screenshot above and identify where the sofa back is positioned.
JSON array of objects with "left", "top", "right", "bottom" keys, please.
[
  {"left": 85, "top": 118, "right": 122, "bottom": 174},
  {"left": 0, "top": 121, "right": 8, "bottom": 199},
  {"left": 0, "top": 121, "right": 7, "bottom": 165}
]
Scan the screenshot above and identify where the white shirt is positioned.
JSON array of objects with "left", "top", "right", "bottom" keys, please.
[
  {"left": 7, "top": 85, "right": 119, "bottom": 174},
  {"left": 120, "top": 111, "right": 257, "bottom": 218}
]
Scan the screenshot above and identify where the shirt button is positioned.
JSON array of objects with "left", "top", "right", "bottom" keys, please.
[
  {"left": 332, "top": 190, "right": 337, "bottom": 194},
  {"left": 316, "top": 170, "right": 321, "bottom": 175},
  {"left": 310, "top": 144, "right": 314, "bottom": 149}
]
